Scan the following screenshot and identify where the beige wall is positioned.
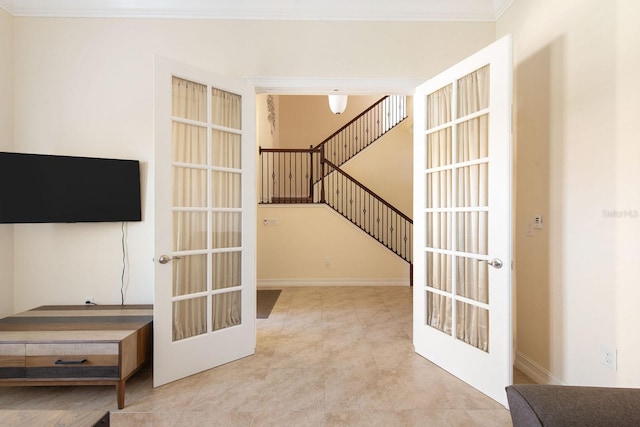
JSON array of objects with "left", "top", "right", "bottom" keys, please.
[
  {"left": 257, "top": 205, "right": 409, "bottom": 285},
  {"left": 343, "top": 103, "right": 413, "bottom": 217},
  {"left": 499, "top": 0, "right": 640, "bottom": 387},
  {"left": 0, "top": 8, "right": 14, "bottom": 317},
  {"left": 10, "top": 17, "right": 494, "bottom": 311}
]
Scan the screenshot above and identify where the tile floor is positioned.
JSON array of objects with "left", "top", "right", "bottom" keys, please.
[{"left": 0, "top": 286, "right": 528, "bottom": 426}]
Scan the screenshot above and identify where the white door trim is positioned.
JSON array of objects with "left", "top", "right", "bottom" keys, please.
[{"left": 245, "top": 76, "right": 423, "bottom": 95}]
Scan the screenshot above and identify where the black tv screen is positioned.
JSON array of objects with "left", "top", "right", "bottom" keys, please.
[{"left": 0, "top": 152, "right": 142, "bottom": 223}]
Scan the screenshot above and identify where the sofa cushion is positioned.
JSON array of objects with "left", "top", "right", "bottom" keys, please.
[{"left": 506, "top": 384, "right": 640, "bottom": 427}]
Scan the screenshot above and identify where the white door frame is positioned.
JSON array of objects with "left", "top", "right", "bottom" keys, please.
[
  {"left": 248, "top": 73, "right": 515, "bottom": 406},
  {"left": 245, "top": 77, "right": 422, "bottom": 96}
]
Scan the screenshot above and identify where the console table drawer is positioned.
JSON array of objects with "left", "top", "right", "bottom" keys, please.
[
  {"left": 24, "top": 343, "right": 119, "bottom": 379},
  {"left": 26, "top": 342, "right": 119, "bottom": 357}
]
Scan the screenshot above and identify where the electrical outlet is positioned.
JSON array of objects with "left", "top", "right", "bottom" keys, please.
[
  {"left": 600, "top": 344, "right": 617, "bottom": 370},
  {"left": 84, "top": 297, "right": 94, "bottom": 305},
  {"left": 324, "top": 257, "right": 331, "bottom": 268},
  {"left": 525, "top": 220, "right": 534, "bottom": 236}
]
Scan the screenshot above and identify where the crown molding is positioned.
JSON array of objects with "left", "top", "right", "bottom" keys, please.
[
  {"left": 1, "top": 0, "right": 513, "bottom": 22},
  {"left": 0, "top": 0, "right": 13, "bottom": 15},
  {"left": 493, "top": 0, "right": 515, "bottom": 20}
]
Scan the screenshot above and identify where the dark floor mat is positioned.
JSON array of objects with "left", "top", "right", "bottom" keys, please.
[{"left": 257, "top": 289, "right": 281, "bottom": 319}]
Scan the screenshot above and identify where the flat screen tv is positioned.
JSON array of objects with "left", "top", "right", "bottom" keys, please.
[{"left": 0, "top": 152, "right": 142, "bottom": 223}]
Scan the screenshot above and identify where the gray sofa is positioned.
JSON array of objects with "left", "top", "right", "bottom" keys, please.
[{"left": 506, "top": 384, "right": 640, "bottom": 426}]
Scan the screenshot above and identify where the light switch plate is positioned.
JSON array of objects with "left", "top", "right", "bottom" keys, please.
[{"left": 534, "top": 214, "right": 543, "bottom": 229}]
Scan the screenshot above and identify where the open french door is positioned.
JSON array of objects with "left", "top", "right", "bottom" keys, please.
[
  {"left": 153, "top": 57, "right": 256, "bottom": 387},
  {"left": 413, "top": 35, "right": 513, "bottom": 407}
]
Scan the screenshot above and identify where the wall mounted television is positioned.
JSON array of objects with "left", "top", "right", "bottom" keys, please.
[{"left": 0, "top": 152, "right": 142, "bottom": 224}]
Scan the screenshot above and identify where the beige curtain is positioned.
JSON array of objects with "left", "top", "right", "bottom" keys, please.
[
  {"left": 172, "top": 77, "right": 207, "bottom": 341},
  {"left": 426, "top": 85, "right": 453, "bottom": 335},
  {"left": 211, "top": 87, "right": 242, "bottom": 332},
  {"left": 426, "top": 66, "right": 490, "bottom": 352},
  {"left": 171, "top": 78, "right": 243, "bottom": 341}
]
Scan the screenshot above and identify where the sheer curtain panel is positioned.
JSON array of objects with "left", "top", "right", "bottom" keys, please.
[
  {"left": 171, "top": 77, "right": 243, "bottom": 341},
  {"left": 425, "top": 65, "right": 490, "bottom": 352}
]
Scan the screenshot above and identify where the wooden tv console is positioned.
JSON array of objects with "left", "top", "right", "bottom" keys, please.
[{"left": 0, "top": 304, "right": 153, "bottom": 409}]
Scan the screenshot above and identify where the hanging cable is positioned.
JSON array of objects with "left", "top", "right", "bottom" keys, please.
[{"left": 121, "top": 221, "right": 129, "bottom": 305}]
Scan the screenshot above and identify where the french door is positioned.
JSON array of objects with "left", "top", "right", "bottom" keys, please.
[
  {"left": 153, "top": 57, "right": 256, "bottom": 387},
  {"left": 413, "top": 35, "right": 513, "bottom": 407}
]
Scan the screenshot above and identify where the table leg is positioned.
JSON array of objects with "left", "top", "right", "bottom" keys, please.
[{"left": 116, "top": 380, "right": 125, "bottom": 409}]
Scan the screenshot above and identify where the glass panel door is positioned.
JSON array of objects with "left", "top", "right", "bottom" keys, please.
[
  {"left": 413, "top": 35, "right": 513, "bottom": 407},
  {"left": 154, "top": 58, "right": 256, "bottom": 387}
]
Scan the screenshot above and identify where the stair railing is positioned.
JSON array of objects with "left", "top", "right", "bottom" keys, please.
[
  {"left": 316, "top": 95, "right": 407, "bottom": 171},
  {"left": 258, "top": 146, "right": 324, "bottom": 204},
  {"left": 319, "top": 159, "right": 412, "bottom": 263}
]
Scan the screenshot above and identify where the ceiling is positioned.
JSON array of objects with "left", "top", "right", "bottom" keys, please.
[{"left": 0, "top": 0, "right": 513, "bottom": 21}]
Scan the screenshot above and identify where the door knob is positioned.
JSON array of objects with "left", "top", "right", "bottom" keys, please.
[
  {"left": 158, "top": 255, "right": 181, "bottom": 264},
  {"left": 484, "top": 258, "right": 503, "bottom": 269}
]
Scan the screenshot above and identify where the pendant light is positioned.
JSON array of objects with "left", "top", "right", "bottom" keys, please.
[{"left": 328, "top": 94, "right": 348, "bottom": 115}]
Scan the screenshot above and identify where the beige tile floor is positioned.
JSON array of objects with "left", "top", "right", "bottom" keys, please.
[{"left": 0, "top": 286, "right": 528, "bottom": 426}]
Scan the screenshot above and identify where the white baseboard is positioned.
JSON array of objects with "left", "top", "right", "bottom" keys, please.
[
  {"left": 257, "top": 278, "right": 410, "bottom": 288},
  {"left": 514, "top": 351, "right": 564, "bottom": 385}
]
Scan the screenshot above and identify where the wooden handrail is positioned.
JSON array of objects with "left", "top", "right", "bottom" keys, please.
[
  {"left": 259, "top": 147, "right": 321, "bottom": 154},
  {"left": 313, "top": 97, "right": 387, "bottom": 150},
  {"left": 323, "top": 159, "right": 413, "bottom": 224}
]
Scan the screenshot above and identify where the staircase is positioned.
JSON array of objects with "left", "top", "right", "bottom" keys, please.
[{"left": 259, "top": 95, "right": 412, "bottom": 267}]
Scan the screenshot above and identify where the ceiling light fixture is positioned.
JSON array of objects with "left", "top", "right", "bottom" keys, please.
[{"left": 328, "top": 93, "right": 348, "bottom": 115}]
